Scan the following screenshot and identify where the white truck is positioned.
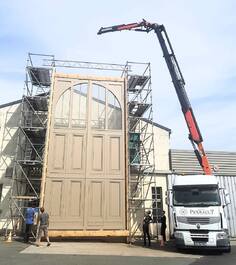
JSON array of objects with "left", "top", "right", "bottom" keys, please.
[{"left": 167, "top": 175, "right": 231, "bottom": 252}]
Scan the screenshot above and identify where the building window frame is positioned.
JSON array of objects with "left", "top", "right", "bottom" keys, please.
[{"left": 152, "top": 186, "right": 163, "bottom": 223}]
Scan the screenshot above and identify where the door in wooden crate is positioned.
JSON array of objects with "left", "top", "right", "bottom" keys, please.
[{"left": 44, "top": 76, "right": 126, "bottom": 230}]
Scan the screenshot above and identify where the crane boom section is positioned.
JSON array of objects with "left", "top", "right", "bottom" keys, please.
[{"left": 97, "top": 20, "right": 212, "bottom": 175}]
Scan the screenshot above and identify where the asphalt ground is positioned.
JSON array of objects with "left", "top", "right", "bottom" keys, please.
[{"left": 0, "top": 237, "right": 235, "bottom": 265}]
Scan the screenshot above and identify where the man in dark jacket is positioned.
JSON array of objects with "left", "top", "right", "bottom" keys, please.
[
  {"left": 160, "top": 210, "right": 167, "bottom": 246},
  {"left": 143, "top": 210, "right": 152, "bottom": 246}
]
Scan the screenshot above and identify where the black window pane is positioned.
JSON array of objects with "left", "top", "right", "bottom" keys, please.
[{"left": 152, "top": 187, "right": 163, "bottom": 223}]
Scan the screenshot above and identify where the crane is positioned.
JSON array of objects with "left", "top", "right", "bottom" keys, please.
[{"left": 98, "top": 19, "right": 212, "bottom": 175}]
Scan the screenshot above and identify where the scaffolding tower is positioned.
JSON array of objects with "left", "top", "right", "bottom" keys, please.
[
  {"left": 6, "top": 53, "right": 53, "bottom": 237},
  {"left": 125, "top": 62, "right": 156, "bottom": 242}
]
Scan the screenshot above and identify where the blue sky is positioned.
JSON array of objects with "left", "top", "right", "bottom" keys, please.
[{"left": 0, "top": 0, "right": 236, "bottom": 151}]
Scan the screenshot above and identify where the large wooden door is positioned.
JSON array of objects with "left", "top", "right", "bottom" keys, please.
[{"left": 43, "top": 75, "right": 126, "bottom": 230}]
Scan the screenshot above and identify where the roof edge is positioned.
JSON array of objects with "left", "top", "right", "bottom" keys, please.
[
  {"left": 0, "top": 99, "right": 21, "bottom": 109},
  {"left": 141, "top": 118, "right": 171, "bottom": 133}
]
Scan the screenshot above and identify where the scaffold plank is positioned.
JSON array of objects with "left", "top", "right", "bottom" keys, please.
[{"left": 28, "top": 67, "right": 51, "bottom": 87}]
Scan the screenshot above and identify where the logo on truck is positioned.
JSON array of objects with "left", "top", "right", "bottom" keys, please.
[
  {"left": 196, "top": 223, "right": 201, "bottom": 229},
  {"left": 190, "top": 209, "right": 214, "bottom": 215}
]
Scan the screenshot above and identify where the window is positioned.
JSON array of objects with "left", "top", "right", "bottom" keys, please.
[
  {"left": 152, "top": 187, "right": 163, "bottom": 223},
  {"left": 54, "top": 89, "right": 70, "bottom": 127},
  {"left": 54, "top": 83, "right": 122, "bottom": 131},
  {"left": 91, "top": 84, "right": 106, "bottom": 129},
  {"left": 72, "top": 83, "right": 88, "bottom": 128},
  {"left": 173, "top": 185, "right": 221, "bottom": 207},
  {"left": 107, "top": 91, "right": 122, "bottom": 130},
  {"left": 129, "top": 133, "right": 140, "bottom": 164}
]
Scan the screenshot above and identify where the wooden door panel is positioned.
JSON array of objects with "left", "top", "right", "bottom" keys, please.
[
  {"left": 86, "top": 179, "right": 104, "bottom": 227},
  {"left": 109, "top": 136, "right": 121, "bottom": 172},
  {"left": 68, "top": 134, "right": 86, "bottom": 174},
  {"left": 68, "top": 180, "right": 83, "bottom": 217},
  {"left": 49, "top": 132, "right": 67, "bottom": 173},
  {"left": 91, "top": 135, "right": 104, "bottom": 172},
  {"left": 50, "top": 180, "right": 63, "bottom": 217},
  {"left": 104, "top": 180, "right": 125, "bottom": 228},
  {"left": 45, "top": 178, "right": 85, "bottom": 228},
  {"left": 45, "top": 179, "right": 65, "bottom": 223}
]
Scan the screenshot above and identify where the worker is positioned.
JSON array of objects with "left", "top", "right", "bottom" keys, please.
[
  {"left": 160, "top": 210, "right": 167, "bottom": 246},
  {"left": 24, "top": 201, "right": 36, "bottom": 243},
  {"left": 143, "top": 210, "right": 152, "bottom": 247},
  {"left": 36, "top": 207, "right": 51, "bottom": 247}
]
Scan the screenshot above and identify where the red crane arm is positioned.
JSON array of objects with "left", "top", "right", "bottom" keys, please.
[{"left": 98, "top": 20, "right": 212, "bottom": 175}]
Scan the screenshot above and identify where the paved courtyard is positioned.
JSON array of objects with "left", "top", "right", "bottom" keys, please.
[
  {"left": 0, "top": 237, "right": 236, "bottom": 265},
  {"left": 21, "top": 241, "right": 202, "bottom": 258}
]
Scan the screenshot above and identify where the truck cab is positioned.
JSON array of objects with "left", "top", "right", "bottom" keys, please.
[{"left": 168, "top": 175, "right": 231, "bottom": 252}]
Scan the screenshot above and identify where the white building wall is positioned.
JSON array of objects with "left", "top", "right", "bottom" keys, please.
[
  {"left": 153, "top": 125, "right": 170, "bottom": 172},
  {"left": 0, "top": 102, "right": 21, "bottom": 230},
  {"left": 151, "top": 124, "right": 171, "bottom": 239}
]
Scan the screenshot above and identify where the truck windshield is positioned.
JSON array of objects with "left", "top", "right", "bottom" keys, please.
[{"left": 173, "top": 185, "right": 221, "bottom": 207}]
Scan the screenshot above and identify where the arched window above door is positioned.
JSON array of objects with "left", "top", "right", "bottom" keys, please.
[
  {"left": 91, "top": 84, "right": 106, "bottom": 129},
  {"left": 91, "top": 84, "right": 122, "bottom": 130},
  {"left": 54, "top": 83, "right": 122, "bottom": 130},
  {"left": 72, "top": 83, "right": 88, "bottom": 128},
  {"left": 54, "top": 88, "right": 70, "bottom": 128},
  {"left": 107, "top": 90, "right": 122, "bottom": 130}
]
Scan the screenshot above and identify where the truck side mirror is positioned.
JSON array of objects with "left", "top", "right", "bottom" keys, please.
[
  {"left": 224, "top": 190, "right": 231, "bottom": 206},
  {"left": 165, "top": 196, "right": 169, "bottom": 205},
  {"left": 165, "top": 190, "right": 172, "bottom": 206}
]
